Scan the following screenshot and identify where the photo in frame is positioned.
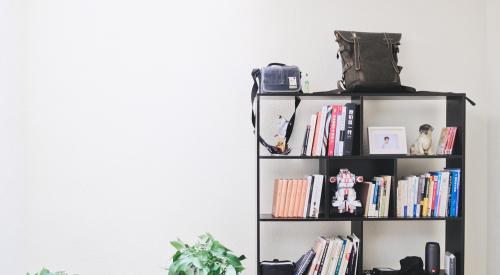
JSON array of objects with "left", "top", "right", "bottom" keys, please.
[{"left": 368, "top": 127, "right": 408, "bottom": 155}]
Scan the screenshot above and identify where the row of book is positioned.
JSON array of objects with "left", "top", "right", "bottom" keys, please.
[
  {"left": 271, "top": 175, "right": 324, "bottom": 218},
  {"left": 358, "top": 176, "right": 392, "bottom": 218},
  {"left": 436, "top": 127, "right": 458, "bottom": 155},
  {"left": 301, "top": 103, "right": 357, "bottom": 157},
  {"left": 295, "top": 235, "right": 360, "bottom": 275},
  {"left": 396, "top": 169, "right": 461, "bottom": 218}
]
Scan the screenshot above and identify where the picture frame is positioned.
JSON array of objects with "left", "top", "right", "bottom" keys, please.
[{"left": 368, "top": 127, "right": 408, "bottom": 155}]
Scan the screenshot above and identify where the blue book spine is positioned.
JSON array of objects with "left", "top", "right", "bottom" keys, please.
[
  {"left": 334, "top": 240, "right": 346, "bottom": 275},
  {"left": 404, "top": 206, "right": 407, "bottom": 217},
  {"left": 455, "top": 170, "right": 461, "bottom": 217},
  {"left": 373, "top": 180, "right": 379, "bottom": 206},
  {"left": 451, "top": 169, "right": 461, "bottom": 217},
  {"left": 449, "top": 171, "right": 457, "bottom": 217}
]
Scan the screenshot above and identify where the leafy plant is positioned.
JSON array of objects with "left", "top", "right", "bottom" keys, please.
[
  {"left": 27, "top": 268, "right": 74, "bottom": 275},
  {"left": 168, "top": 233, "right": 246, "bottom": 275}
]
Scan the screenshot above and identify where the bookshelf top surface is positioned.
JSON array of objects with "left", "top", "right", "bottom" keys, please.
[{"left": 257, "top": 91, "right": 466, "bottom": 100}]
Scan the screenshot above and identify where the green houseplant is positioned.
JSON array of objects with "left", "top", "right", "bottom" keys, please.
[
  {"left": 27, "top": 268, "right": 74, "bottom": 275},
  {"left": 168, "top": 233, "right": 246, "bottom": 275}
]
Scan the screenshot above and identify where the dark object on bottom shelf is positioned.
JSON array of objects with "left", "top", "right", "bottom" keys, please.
[
  {"left": 425, "top": 242, "right": 441, "bottom": 275},
  {"left": 373, "top": 267, "right": 399, "bottom": 275},
  {"left": 399, "top": 256, "right": 425, "bottom": 275},
  {"left": 260, "top": 259, "right": 294, "bottom": 275}
]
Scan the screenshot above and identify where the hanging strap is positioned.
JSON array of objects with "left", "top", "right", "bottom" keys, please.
[
  {"left": 383, "top": 33, "right": 400, "bottom": 74},
  {"left": 251, "top": 65, "right": 302, "bottom": 154}
]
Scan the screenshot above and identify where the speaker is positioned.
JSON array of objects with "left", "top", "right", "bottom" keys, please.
[{"left": 425, "top": 242, "right": 440, "bottom": 275}]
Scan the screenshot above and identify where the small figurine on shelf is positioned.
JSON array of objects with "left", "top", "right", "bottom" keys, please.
[
  {"left": 273, "top": 115, "right": 291, "bottom": 155},
  {"left": 331, "top": 169, "right": 363, "bottom": 214},
  {"left": 410, "top": 124, "right": 434, "bottom": 155}
]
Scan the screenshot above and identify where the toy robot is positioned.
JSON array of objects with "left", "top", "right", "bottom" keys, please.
[{"left": 331, "top": 169, "right": 363, "bottom": 214}]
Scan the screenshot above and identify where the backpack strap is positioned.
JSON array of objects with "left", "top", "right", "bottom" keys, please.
[{"left": 251, "top": 66, "right": 302, "bottom": 154}]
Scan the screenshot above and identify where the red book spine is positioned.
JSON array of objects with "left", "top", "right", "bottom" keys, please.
[
  {"left": 445, "top": 127, "right": 453, "bottom": 154},
  {"left": 448, "top": 127, "right": 457, "bottom": 154},
  {"left": 311, "top": 112, "right": 322, "bottom": 156},
  {"left": 431, "top": 175, "right": 438, "bottom": 215},
  {"left": 327, "top": 105, "right": 342, "bottom": 156}
]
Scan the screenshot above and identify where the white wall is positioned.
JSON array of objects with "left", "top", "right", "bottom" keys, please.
[
  {"left": 486, "top": 0, "right": 500, "bottom": 273},
  {"left": 0, "top": 0, "right": 26, "bottom": 274},
  {"left": 12, "top": 0, "right": 490, "bottom": 274}
]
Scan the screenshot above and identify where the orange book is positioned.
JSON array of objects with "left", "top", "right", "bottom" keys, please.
[
  {"left": 277, "top": 179, "right": 288, "bottom": 217},
  {"left": 288, "top": 179, "right": 299, "bottom": 217},
  {"left": 272, "top": 179, "right": 280, "bottom": 217},
  {"left": 293, "top": 180, "right": 303, "bottom": 217},
  {"left": 296, "top": 179, "right": 308, "bottom": 218},
  {"left": 282, "top": 180, "right": 293, "bottom": 218},
  {"left": 311, "top": 111, "right": 322, "bottom": 156}
]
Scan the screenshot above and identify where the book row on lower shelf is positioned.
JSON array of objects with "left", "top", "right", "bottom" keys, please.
[
  {"left": 272, "top": 175, "right": 324, "bottom": 218},
  {"left": 262, "top": 238, "right": 457, "bottom": 275},
  {"left": 296, "top": 234, "right": 360, "bottom": 275},
  {"left": 270, "top": 168, "right": 461, "bottom": 219},
  {"left": 397, "top": 169, "right": 461, "bottom": 218}
]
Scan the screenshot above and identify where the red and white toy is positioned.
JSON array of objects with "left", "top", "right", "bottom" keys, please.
[{"left": 331, "top": 169, "right": 363, "bottom": 214}]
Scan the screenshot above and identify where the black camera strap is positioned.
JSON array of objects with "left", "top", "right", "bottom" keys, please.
[{"left": 251, "top": 65, "right": 302, "bottom": 155}]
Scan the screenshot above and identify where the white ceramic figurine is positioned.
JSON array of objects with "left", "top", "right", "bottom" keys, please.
[{"left": 410, "top": 124, "right": 434, "bottom": 155}]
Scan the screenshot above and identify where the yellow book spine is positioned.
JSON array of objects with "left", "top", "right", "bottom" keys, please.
[{"left": 422, "top": 198, "right": 429, "bottom": 217}]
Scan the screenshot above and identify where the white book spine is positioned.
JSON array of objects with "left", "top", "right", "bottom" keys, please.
[
  {"left": 404, "top": 180, "right": 410, "bottom": 217},
  {"left": 396, "top": 181, "right": 403, "bottom": 217},
  {"left": 441, "top": 171, "right": 450, "bottom": 217},
  {"left": 313, "top": 175, "right": 324, "bottom": 218},
  {"left": 385, "top": 177, "right": 391, "bottom": 217}
]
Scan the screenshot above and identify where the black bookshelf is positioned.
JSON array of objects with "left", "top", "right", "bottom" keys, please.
[{"left": 255, "top": 92, "right": 466, "bottom": 275}]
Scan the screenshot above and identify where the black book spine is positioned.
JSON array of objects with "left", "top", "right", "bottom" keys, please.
[
  {"left": 301, "top": 125, "right": 310, "bottom": 156},
  {"left": 343, "top": 103, "right": 357, "bottom": 156},
  {"left": 317, "top": 239, "right": 330, "bottom": 274},
  {"left": 306, "top": 177, "right": 315, "bottom": 218}
]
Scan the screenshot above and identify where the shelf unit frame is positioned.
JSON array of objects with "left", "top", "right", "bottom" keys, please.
[{"left": 255, "top": 92, "right": 466, "bottom": 275}]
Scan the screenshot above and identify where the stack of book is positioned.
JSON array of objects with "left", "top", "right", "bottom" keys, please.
[
  {"left": 301, "top": 103, "right": 358, "bottom": 157},
  {"left": 396, "top": 169, "right": 461, "bottom": 218},
  {"left": 445, "top": 252, "right": 457, "bottom": 275},
  {"left": 271, "top": 175, "right": 324, "bottom": 218},
  {"left": 358, "top": 176, "right": 392, "bottom": 218},
  {"left": 294, "top": 235, "right": 360, "bottom": 275},
  {"left": 436, "top": 127, "right": 458, "bottom": 155}
]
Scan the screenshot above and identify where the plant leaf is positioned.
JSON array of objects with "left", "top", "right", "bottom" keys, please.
[
  {"left": 226, "top": 265, "right": 237, "bottom": 275},
  {"left": 171, "top": 240, "right": 186, "bottom": 251}
]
